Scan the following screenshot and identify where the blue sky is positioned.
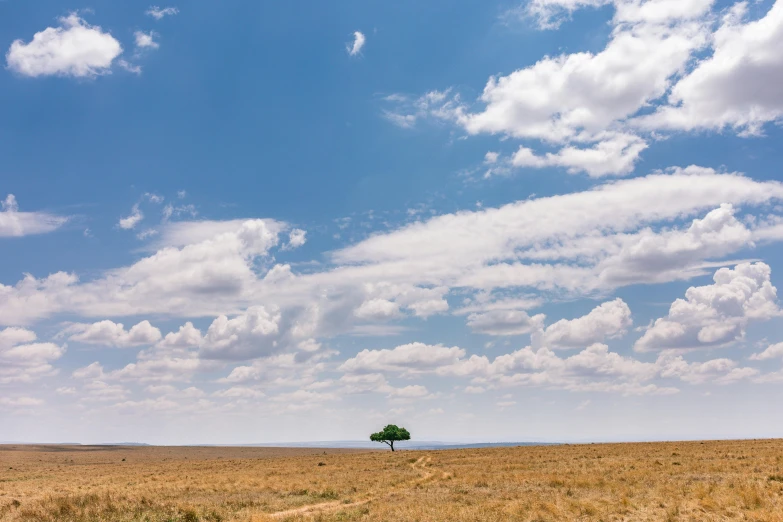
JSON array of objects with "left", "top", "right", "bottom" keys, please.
[{"left": 2, "top": 0, "right": 783, "bottom": 444}]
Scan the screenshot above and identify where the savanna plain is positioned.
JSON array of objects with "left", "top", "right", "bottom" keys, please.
[{"left": 1, "top": 439, "right": 783, "bottom": 521}]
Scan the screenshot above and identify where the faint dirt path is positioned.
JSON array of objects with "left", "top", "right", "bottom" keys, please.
[{"left": 264, "top": 454, "right": 444, "bottom": 520}]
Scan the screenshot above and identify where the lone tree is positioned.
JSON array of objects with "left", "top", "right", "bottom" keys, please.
[{"left": 370, "top": 424, "right": 410, "bottom": 452}]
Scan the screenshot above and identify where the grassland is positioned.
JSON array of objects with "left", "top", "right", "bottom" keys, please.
[{"left": 2, "top": 439, "right": 783, "bottom": 521}]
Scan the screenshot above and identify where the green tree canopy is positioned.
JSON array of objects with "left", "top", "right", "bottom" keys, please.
[{"left": 370, "top": 424, "right": 410, "bottom": 451}]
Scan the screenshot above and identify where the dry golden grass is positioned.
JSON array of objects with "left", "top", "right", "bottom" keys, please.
[{"left": 2, "top": 439, "right": 783, "bottom": 521}]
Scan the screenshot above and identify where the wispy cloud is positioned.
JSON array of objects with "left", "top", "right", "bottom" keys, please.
[
  {"left": 347, "top": 31, "right": 366, "bottom": 56},
  {"left": 146, "top": 6, "right": 179, "bottom": 20}
]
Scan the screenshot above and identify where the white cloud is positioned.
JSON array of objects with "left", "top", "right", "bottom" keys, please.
[
  {"left": 455, "top": 296, "right": 543, "bottom": 315},
  {"left": 219, "top": 352, "right": 332, "bottom": 386},
  {"left": 0, "top": 195, "right": 68, "bottom": 237},
  {"left": 613, "top": 0, "right": 715, "bottom": 24},
  {"left": 354, "top": 298, "right": 401, "bottom": 321},
  {"left": 340, "top": 342, "right": 466, "bottom": 374},
  {"left": 535, "top": 298, "right": 632, "bottom": 349},
  {"left": 284, "top": 228, "right": 306, "bottom": 250},
  {"left": 383, "top": 111, "right": 418, "bottom": 128},
  {"left": 6, "top": 14, "right": 123, "bottom": 78},
  {"left": 0, "top": 327, "right": 64, "bottom": 384},
  {"left": 657, "top": 351, "right": 758, "bottom": 385},
  {"left": 467, "top": 310, "right": 546, "bottom": 336},
  {"left": 638, "top": 0, "right": 783, "bottom": 135},
  {"left": 347, "top": 31, "right": 366, "bottom": 56},
  {"left": 484, "top": 151, "right": 500, "bottom": 164},
  {"left": 388, "top": 384, "right": 430, "bottom": 399},
  {"left": 111, "top": 353, "right": 200, "bottom": 384},
  {"left": 405, "top": 0, "right": 783, "bottom": 177},
  {"left": 374, "top": 341, "right": 675, "bottom": 395},
  {"left": 151, "top": 218, "right": 283, "bottom": 249},
  {"left": 146, "top": 6, "right": 179, "bottom": 20},
  {"left": 63, "top": 320, "right": 162, "bottom": 347},
  {"left": 270, "top": 389, "right": 338, "bottom": 411},
  {"left": 595, "top": 204, "right": 754, "bottom": 286},
  {"left": 357, "top": 283, "right": 449, "bottom": 319},
  {"left": 335, "top": 168, "right": 783, "bottom": 297},
  {"left": 511, "top": 133, "right": 648, "bottom": 177},
  {"left": 0, "top": 218, "right": 305, "bottom": 328},
  {"left": 118, "top": 59, "right": 142, "bottom": 74},
  {"left": 392, "top": 0, "right": 783, "bottom": 182},
  {"left": 72, "top": 362, "right": 105, "bottom": 380},
  {"left": 158, "top": 322, "right": 202, "bottom": 348},
  {"left": 340, "top": 335, "right": 755, "bottom": 394},
  {"left": 2, "top": 169, "right": 783, "bottom": 332},
  {"left": 212, "top": 386, "right": 265, "bottom": 399},
  {"left": 338, "top": 373, "right": 431, "bottom": 400},
  {"left": 200, "top": 306, "right": 282, "bottom": 360},
  {"left": 635, "top": 262, "right": 780, "bottom": 351},
  {"left": 119, "top": 204, "right": 144, "bottom": 230},
  {"left": 406, "top": 13, "right": 711, "bottom": 175},
  {"left": 134, "top": 31, "right": 159, "bottom": 49},
  {"left": 522, "top": 0, "right": 713, "bottom": 29},
  {"left": 750, "top": 342, "right": 783, "bottom": 361}
]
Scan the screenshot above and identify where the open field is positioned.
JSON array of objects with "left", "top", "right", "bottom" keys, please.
[{"left": 2, "top": 440, "right": 783, "bottom": 521}]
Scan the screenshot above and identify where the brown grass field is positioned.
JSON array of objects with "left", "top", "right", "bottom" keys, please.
[{"left": 1, "top": 439, "right": 783, "bottom": 521}]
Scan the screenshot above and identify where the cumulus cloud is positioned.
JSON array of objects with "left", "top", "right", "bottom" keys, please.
[
  {"left": 220, "top": 352, "right": 333, "bottom": 387},
  {"left": 350, "top": 339, "right": 755, "bottom": 393},
  {"left": 111, "top": 355, "right": 200, "bottom": 384},
  {"left": 2, "top": 169, "right": 783, "bottom": 332},
  {"left": 522, "top": 0, "right": 713, "bottom": 29},
  {"left": 340, "top": 343, "right": 467, "bottom": 374},
  {"left": 338, "top": 373, "right": 432, "bottom": 400},
  {"left": 0, "top": 327, "right": 65, "bottom": 384},
  {"left": 0, "top": 195, "right": 68, "bottom": 237},
  {"left": 635, "top": 262, "right": 780, "bottom": 351},
  {"left": 354, "top": 298, "right": 401, "bottom": 321},
  {"left": 637, "top": 0, "right": 783, "bottom": 135},
  {"left": 657, "top": 351, "right": 759, "bottom": 384},
  {"left": 335, "top": 168, "right": 783, "bottom": 299},
  {"left": 467, "top": 310, "right": 546, "bottom": 336},
  {"left": 212, "top": 386, "right": 265, "bottom": 399},
  {"left": 6, "top": 14, "right": 122, "bottom": 77},
  {"left": 62, "top": 320, "right": 162, "bottom": 347},
  {"left": 535, "top": 298, "right": 632, "bottom": 349},
  {"left": 749, "top": 342, "right": 783, "bottom": 361},
  {"left": 391, "top": 8, "right": 710, "bottom": 176},
  {"left": 158, "top": 322, "right": 202, "bottom": 348},
  {"left": 511, "top": 133, "right": 648, "bottom": 177},
  {"left": 400, "top": 0, "right": 783, "bottom": 177},
  {"left": 200, "top": 306, "right": 282, "bottom": 360},
  {"left": 347, "top": 31, "right": 366, "bottom": 56},
  {"left": 284, "top": 228, "right": 306, "bottom": 250},
  {"left": 343, "top": 341, "right": 677, "bottom": 395},
  {"left": 74, "top": 335, "right": 203, "bottom": 385},
  {"left": 595, "top": 204, "right": 754, "bottom": 286}
]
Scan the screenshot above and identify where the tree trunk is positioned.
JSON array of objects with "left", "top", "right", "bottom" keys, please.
[{"left": 390, "top": 441, "right": 395, "bottom": 451}]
